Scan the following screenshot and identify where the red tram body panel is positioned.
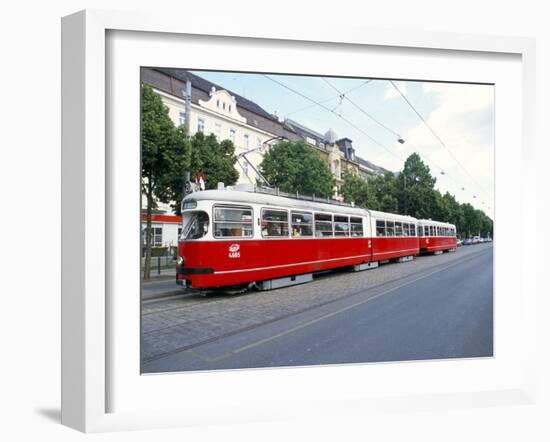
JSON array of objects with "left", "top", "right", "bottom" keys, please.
[
  {"left": 417, "top": 219, "right": 457, "bottom": 253},
  {"left": 178, "top": 238, "right": 373, "bottom": 288},
  {"left": 176, "top": 189, "right": 456, "bottom": 289}
]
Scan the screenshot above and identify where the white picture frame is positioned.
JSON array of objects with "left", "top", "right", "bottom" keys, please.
[{"left": 61, "top": 9, "right": 537, "bottom": 433}]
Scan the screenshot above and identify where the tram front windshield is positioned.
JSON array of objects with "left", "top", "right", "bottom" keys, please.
[{"left": 181, "top": 211, "right": 209, "bottom": 240}]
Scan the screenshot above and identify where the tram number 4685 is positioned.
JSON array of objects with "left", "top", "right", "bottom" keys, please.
[{"left": 228, "top": 244, "right": 241, "bottom": 259}]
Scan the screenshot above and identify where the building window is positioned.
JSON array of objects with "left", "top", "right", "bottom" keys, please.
[
  {"left": 242, "top": 161, "right": 248, "bottom": 177},
  {"left": 178, "top": 111, "right": 186, "bottom": 127},
  {"left": 216, "top": 99, "right": 220, "bottom": 108},
  {"left": 223, "top": 102, "right": 226, "bottom": 110},
  {"left": 228, "top": 105, "right": 232, "bottom": 112},
  {"left": 332, "top": 160, "right": 341, "bottom": 179},
  {"left": 243, "top": 134, "right": 250, "bottom": 149},
  {"left": 214, "top": 122, "right": 222, "bottom": 138},
  {"left": 257, "top": 137, "right": 263, "bottom": 150},
  {"left": 144, "top": 226, "right": 163, "bottom": 246},
  {"left": 229, "top": 128, "right": 236, "bottom": 143},
  {"left": 197, "top": 118, "right": 205, "bottom": 133}
]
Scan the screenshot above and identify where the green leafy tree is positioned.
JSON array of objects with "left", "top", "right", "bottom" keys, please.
[
  {"left": 141, "top": 85, "right": 190, "bottom": 280},
  {"left": 188, "top": 132, "right": 239, "bottom": 193},
  {"left": 397, "top": 153, "right": 439, "bottom": 218},
  {"left": 163, "top": 132, "right": 240, "bottom": 216},
  {"left": 259, "top": 140, "right": 334, "bottom": 197},
  {"left": 340, "top": 170, "right": 379, "bottom": 209},
  {"left": 370, "top": 171, "right": 399, "bottom": 213}
]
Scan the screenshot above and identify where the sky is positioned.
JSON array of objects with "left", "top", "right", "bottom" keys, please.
[{"left": 192, "top": 70, "right": 494, "bottom": 219}]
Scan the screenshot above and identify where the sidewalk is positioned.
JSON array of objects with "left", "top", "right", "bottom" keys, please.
[{"left": 141, "top": 268, "right": 188, "bottom": 301}]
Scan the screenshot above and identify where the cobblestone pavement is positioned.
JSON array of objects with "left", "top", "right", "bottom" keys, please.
[{"left": 141, "top": 244, "right": 493, "bottom": 364}]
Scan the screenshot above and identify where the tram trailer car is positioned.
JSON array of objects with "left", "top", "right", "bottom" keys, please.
[
  {"left": 176, "top": 189, "right": 455, "bottom": 290},
  {"left": 417, "top": 219, "right": 457, "bottom": 255}
]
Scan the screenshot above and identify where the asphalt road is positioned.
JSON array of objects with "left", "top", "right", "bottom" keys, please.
[{"left": 142, "top": 244, "right": 493, "bottom": 373}]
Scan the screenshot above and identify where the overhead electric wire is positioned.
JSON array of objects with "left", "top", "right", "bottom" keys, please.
[
  {"left": 321, "top": 78, "right": 470, "bottom": 197},
  {"left": 284, "top": 79, "right": 372, "bottom": 117},
  {"left": 322, "top": 78, "right": 401, "bottom": 138},
  {"left": 263, "top": 74, "right": 404, "bottom": 164},
  {"left": 389, "top": 80, "right": 493, "bottom": 201},
  {"left": 264, "top": 74, "right": 491, "bottom": 215}
]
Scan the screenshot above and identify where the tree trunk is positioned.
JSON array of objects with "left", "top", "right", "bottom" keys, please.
[{"left": 143, "top": 187, "right": 154, "bottom": 281}]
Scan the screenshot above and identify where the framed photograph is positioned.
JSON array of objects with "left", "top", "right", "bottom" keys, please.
[{"left": 61, "top": 9, "right": 537, "bottom": 432}]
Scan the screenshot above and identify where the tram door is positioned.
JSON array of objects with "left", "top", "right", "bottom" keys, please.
[{"left": 364, "top": 214, "right": 374, "bottom": 262}]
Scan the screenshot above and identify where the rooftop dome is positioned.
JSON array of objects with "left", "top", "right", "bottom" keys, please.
[{"left": 324, "top": 128, "right": 339, "bottom": 143}]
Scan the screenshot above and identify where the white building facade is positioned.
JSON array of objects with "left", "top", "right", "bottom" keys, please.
[{"left": 140, "top": 68, "right": 389, "bottom": 251}]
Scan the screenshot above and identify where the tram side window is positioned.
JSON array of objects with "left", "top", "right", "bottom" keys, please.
[
  {"left": 411, "top": 224, "right": 416, "bottom": 236},
  {"left": 213, "top": 206, "right": 253, "bottom": 238},
  {"left": 430, "top": 226, "right": 434, "bottom": 236},
  {"left": 334, "top": 215, "right": 350, "bottom": 237},
  {"left": 395, "top": 221, "right": 403, "bottom": 237},
  {"left": 403, "top": 223, "right": 409, "bottom": 237},
  {"left": 291, "top": 211, "right": 313, "bottom": 237},
  {"left": 418, "top": 225, "right": 423, "bottom": 237},
  {"left": 386, "top": 221, "right": 395, "bottom": 237},
  {"left": 261, "top": 209, "right": 289, "bottom": 237},
  {"left": 314, "top": 213, "right": 333, "bottom": 237},
  {"left": 350, "top": 217, "right": 363, "bottom": 237},
  {"left": 376, "top": 220, "right": 386, "bottom": 237}
]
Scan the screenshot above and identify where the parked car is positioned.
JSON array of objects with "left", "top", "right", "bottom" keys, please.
[
  {"left": 457, "top": 238, "right": 463, "bottom": 247},
  {"left": 472, "top": 236, "right": 480, "bottom": 244},
  {"left": 463, "top": 238, "right": 472, "bottom": 245}
]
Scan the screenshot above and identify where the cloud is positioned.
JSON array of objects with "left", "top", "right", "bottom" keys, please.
[
  {"left": 401, "top": 82, "right": 495, "bottom": 215},
  {"left": 384, "top": 81, "right": 407, "bottom": 100}
]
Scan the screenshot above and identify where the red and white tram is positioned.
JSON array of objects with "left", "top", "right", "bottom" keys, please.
[
  {"left": 176, "top": 188, "right": 456, "bottom": 290},
  {"left": 417, "top": 219, "right": 457, "bottom": 255}
]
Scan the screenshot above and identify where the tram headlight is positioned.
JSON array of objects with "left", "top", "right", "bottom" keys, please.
[{"left": 177, "top": 255, "right": 184, "bottom": 266}]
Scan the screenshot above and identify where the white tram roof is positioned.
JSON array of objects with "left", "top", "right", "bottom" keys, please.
[
  {"left": 368, "top": 210, "right": 418, "bottom": 223},
  {"left": 185, "top": 189, "right": 442, "bottom": 226},
  {"left": 417, "top": 218, "right": 456, "bottom": 228},
  {"left": 184, "top": 189, "right": 369, "bottom": 217}
]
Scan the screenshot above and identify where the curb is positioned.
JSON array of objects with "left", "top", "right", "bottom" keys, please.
[{"left": 141, "top": 288, "right": 190, "bottom": 302}]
